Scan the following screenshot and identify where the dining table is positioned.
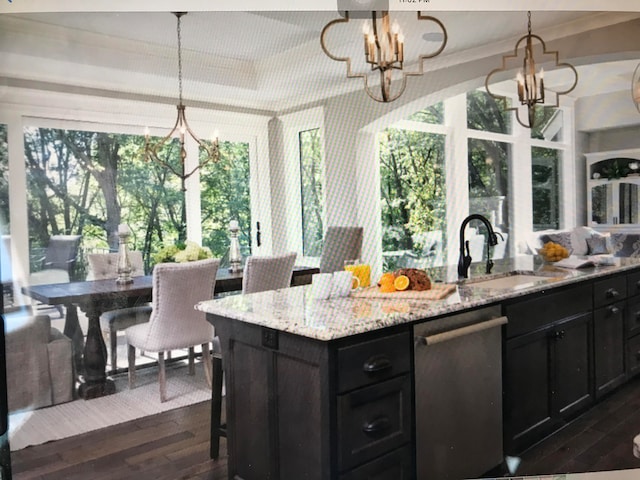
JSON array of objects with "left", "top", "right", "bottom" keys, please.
[{"left": 21, "top": 265, "right": 318, "bottom": 400}]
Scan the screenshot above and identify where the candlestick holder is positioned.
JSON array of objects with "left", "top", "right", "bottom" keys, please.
[
  {"left": 228, "top": 221, "right": 243, "bottom": 273},
  {"left": 116, "top": 230, "right": 133, "bottom": 285}
]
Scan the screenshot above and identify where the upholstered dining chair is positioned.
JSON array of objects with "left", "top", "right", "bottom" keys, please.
[
  {"left": 318, "top": 226, "right": 364, "bottom": 273},
  {"left": 28, "top": 235, "right": 83, "bottom": 317},
  {"left": 125, "top": 258, "right": 220, "bottom": 402},
  {"left": 86, "top": 251, "right": 150, "bottom": 372},
  {"left": 242, "top": 252, "right": 297, "bottom": 294}
]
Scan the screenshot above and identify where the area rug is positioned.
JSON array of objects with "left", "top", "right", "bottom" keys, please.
[{"left": 8, "top": 361, "right": 213, "bottom": 451}]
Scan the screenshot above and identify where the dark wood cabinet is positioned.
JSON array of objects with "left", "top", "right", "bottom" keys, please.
[
  {"left": 626, "top": 271, "right": 640, "bottom": 379},
  {"left": 594, "top": 300, "right": 626, "bottom": 397},
  {"left": 504, "top": 311, "right": 592, "bottom": 454},
  {"left": 211, "top": 315, "right": 413, "bottom": 480}
]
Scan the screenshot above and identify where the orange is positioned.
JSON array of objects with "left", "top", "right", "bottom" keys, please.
[
  {"left": 378, "top": 272, "right": 395, "bottom": 286},
  {"left": 393, "top": 275, "right": 410, "bottom": 291},
  {"left": 379, "top": 282, "right": 396, "bottom": 293}
]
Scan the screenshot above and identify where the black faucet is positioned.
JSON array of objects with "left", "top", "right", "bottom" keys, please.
[{"left": 458, "top": 214, "right": 503, "bottom": 279}]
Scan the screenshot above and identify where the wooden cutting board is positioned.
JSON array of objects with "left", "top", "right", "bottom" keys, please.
[{"left": 352, "top": 283, "right": 457, "bottom": 300}]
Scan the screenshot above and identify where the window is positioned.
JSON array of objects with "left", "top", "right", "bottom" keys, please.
[
  {"left": 467, "top": 138, "right": 511, "bottom": 254},
  {"left": 467, "top": 90, "right": 512, "bottom": 135},
  {"left": 0, "top": 123, "right": 8, "bottom": 234},
  {"left": 23, "top": 126, "right": 186, "bottom": 276},
  {"left": 298, "top": 128, "right": 324, "bottom": 257},
  {"left": 532, "top": 147, "right": 561, "bottom": 230},
  {"left": 379, "top": 115, "right": 446, "bottom": 271},
  {"left": 199, "top": 140, "right": 252, "bottom": 259}
]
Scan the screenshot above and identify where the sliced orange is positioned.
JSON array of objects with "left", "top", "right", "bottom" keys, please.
[{"left": 393, "top": 275, "right": 410, "bottom": 291}]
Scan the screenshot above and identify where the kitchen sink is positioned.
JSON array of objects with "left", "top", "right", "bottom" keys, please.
[{"left": 462, "top": 270, "right": 567, "bottom": 291}]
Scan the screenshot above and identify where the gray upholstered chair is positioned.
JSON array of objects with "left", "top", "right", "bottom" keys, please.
[
  {"left": 38, "top": 234, "right": 82, "bottom": 278},
  {"left": 242, "top": 252, "right": 297, "bottom": 294},
  {"left": 5, "top": 314, "right": 74, "bottom": 413},
  {"left": 28, "top": 235, "right": 82, "bottom": 317},
  {"left": 86, "top": 251, "right": 150, "bottom": 372},
  {"left": 319, "top": 226, "right": 363, "bottom": 273},
  {"left": 125, "top": 258, "right": 220, "bottom": 402}
]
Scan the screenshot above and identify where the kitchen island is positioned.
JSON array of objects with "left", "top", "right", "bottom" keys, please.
[{"left": 196, "top": 256, "right": 640, "bottom": 480}]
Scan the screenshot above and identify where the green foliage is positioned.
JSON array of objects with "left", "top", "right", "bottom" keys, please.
[
  {"left": 299, "top": 128, "right": 324, "bottom": 257},
  {"left": 467, "top": 90, "right": 511, "bottom": 134},
  {"left": 23, "top": 127, "right": 251, "bottom": 275},
  {"left": 199, "top": 140, "right": 252, "bottom": 259},
  {"left": 0, "top": 124, "right": 8, "bottom": 234},
  {"left": 379, "top": 125, "right": 446, "bottom": 262},
  {"left": 152, "top": 241, "right": 212, "bottom": 264}
]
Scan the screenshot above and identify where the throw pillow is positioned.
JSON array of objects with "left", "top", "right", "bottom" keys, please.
[
  {"left": 586, "top": 235, "right": 610, "bottom": 255},
  {"left": 571, "top": 226, "right": 599, "bottom": 255},
  {"left": 608, "top": 233, "right": 640, "bottom": 257}
]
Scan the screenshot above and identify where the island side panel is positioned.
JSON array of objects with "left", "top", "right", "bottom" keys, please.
[{"left": 210, "top": 314, "right": 331, "bottom": 480}]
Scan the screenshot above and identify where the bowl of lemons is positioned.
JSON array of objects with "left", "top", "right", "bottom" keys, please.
[{"left": 538, "top": 241, "right": 570, "bottom": 263}]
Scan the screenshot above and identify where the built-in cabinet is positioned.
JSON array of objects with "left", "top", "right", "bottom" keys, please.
[
  {"left": 503, "top": 283, "right": 594, "bottom": 455},
  {"left": 212, "top": 315, "right": 414, "bottom": 480},
  {"left": 586, "top": 148, "right": 640, "bottom": 230},
  {"left": 504, "top": 270, "right": 638, "bottom": 455}
]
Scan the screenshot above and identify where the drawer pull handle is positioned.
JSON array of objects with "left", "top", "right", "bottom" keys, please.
[
  {"left": 609, "top": 306, "right": 621, "bottom": 316},
  {"left": 636, "top": 312, "right": 640, "bottom": 323},
  {"left": 362, "top": 416, "right": 391, "bottom": 436},
  {"left": 551, "top": 330, "right": 565, "bottom": 340},
  {"left": 636, "top": 280, "right": 640, "bottom": 291},
  {"left": 363, "top": 355, "right": 392, "bottom": 374},
  {"left": 636, "top": 351, "right": 640, "bottom": 361},
  {"left": 606, "top": 288, "right": 620, "bottom": 299}
]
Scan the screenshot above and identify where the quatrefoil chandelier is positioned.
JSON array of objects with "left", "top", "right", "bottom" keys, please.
[
  {"left": 633, "top": 63, "right": 640, "bottom": 113},
  {"left": 485, "top": 11, "right": 578, "bottom": 129},
  {"left": 320, "top": 11, "right": 447, "bottom": 103},
  {"left": 144, "top": 12, "right": 219, "bottom": 192}
]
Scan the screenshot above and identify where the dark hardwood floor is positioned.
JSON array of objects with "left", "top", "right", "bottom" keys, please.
[{"left": 9, "top": 376, "right": 640, "bottom": 479}]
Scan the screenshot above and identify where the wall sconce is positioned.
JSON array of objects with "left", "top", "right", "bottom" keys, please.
[
  {"left": 320, "top": 11, "right": 447, "bottom": 103},
  {"left": 485, "top": 11, "right": 578, "bottom": 129}
]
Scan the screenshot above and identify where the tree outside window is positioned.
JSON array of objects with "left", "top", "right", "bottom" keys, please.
[
  {"left": 379, "top": 109, "right": 446, "bottom": 271},
  {"left": 299, "top": 128, "right": 324, "bottom": 258}
]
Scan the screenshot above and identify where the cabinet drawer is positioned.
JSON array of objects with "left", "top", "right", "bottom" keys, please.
[
  {"left": 339, "top": 446, "right": 412, "bottom": 480},
  {"left": 627, "top": 271, "right": 640, "bottom": 298},
  {"left": 504, "top": 283, "right": 591, "bottom": 339},
  {"left": 627, "top": 334, "right": 640, "bottom": 378},
  {"left": 627, "top": 297, "right": 640, "bottom": 338},
  {"left": 337, "top": 332, "right": 410, "bottom": 393},
  {"left": 594, "top": 275, "right": 627, "bottom": 309},
  {"left": 337, "top": 375, "right": 411, "bottom": 471}
]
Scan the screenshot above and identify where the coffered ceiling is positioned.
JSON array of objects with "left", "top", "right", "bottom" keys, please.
[{"left": 0, "top": 10, "right": 639, "bottom": 114}]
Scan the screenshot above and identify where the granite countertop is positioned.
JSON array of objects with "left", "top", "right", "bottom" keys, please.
[{"left": 195, "top": 256, "right": 640, "bottom": 342}]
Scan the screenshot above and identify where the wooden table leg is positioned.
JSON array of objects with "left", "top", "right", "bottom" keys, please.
[
  {"left": 62, "top": 304, "right": 85, "bottom": 375},
  {"left": 77, "top": 303, "right": 115, "bottom": 399}
]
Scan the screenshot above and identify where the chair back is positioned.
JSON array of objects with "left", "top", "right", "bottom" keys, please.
[
  {"left": 144, "top": 258, "right": 220, "bottom": 351},
  {"left": 86, "top": 251, "right": 145, "bottom": 280},
  {"left": 242, "top": 252, "right": 297, "bottom": 294},
  {"left": 319, "top": 226, "right": 363, "bottom": 273},
  {"left": 42, "top": 235, "right": 82, "bottom": 274}
]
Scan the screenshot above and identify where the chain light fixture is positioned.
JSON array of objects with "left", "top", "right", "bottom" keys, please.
[
  {"left": 320, "top": 11, "right": 447, "bottom": 103},
  {"left": 485, "top": 11, "right": 578, "bottom": 129},
  {"left": 144, "top": 12, "right": 219, "bottom": 192}
]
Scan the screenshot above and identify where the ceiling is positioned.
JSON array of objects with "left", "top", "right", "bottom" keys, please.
[{"left": 0, "top": 10, "right": 639, "bottom": 114}]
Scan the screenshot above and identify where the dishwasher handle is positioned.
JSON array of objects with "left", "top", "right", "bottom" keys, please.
[{"left": 415, "top": 316, "right": 508, "bottom": 347}]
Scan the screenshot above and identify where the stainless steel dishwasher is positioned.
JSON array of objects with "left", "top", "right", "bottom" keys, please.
[{"left": 414, "top": 305, "right": 507, "bottom": 480}]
